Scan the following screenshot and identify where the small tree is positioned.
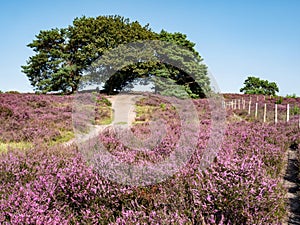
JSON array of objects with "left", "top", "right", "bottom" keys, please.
[{"left": 240, "top": 76, "right": 279, "bottom": 96}]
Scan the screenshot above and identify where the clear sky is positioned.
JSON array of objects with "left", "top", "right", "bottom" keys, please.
[{"left": 0, "top": 0, "right": 299, "bottom": 96}]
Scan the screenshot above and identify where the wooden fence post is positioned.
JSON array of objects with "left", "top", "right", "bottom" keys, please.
[
  {"left": 263, "top": 103, "right": 267, "bottom": 123},
  {"left": 275, "top": 104, "right": 278, "bottom": 124},
  {"left": 255, "top": 103, "right": 258, "bottom": 119},
  {"left": 248, "top": 101, "right": 251, "bottom": 115},
  {"left": 287, "top": 104, "right": 290, "bottom": 122}
]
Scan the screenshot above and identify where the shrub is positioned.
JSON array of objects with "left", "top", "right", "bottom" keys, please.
[
  {"left": 275, "top": 96, "right": 283, "bottom": 104},
  {"left": 0, "top": 95, "right": 295, "bottom": 224},
  {"left": 5, "top": 90, "right": 20, "bottom": 94},
  {"left": 286, "top": 93, "right": 297, "bottom": 98},
  {"left": 0, "top": 105, "right": 13, "bottom": 118},
  {"left": 291, "top": 105, "right": 300, "bottom": 115},
  {"left": 0, "top": 93, "right": 72, "bottom": 142}
]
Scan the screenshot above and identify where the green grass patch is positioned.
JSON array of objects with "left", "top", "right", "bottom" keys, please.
[
  {"left": 0, "top": 141, "right": 33, "bottom": 153},
  {"left": 115, "top": 121, "right": 127, "bottom": 125},
  {"left": 160, "top": 103, "right": 166, "bottom": 111},
  {"left": 135, "top": 106, "right": 150, "bottom": 124},
  {"left": 291, "top": 105, "right": 300, "bottom": 115},
  {"left": 135, "top": 105, "right": 156, "bottom": 117},
  {"left": 49, "top": 131, "right": 75, "bottom": 146},
  {"left": 57, "top": 131, "right": 75, "bottom": 143},
  {"left": 95, "top": 106, "right": 113, "bottom": 125},
  {"left": 132, "top": 121, "right": 145, "bottom": 125},
  {"left": 96, "top": 117, "right": 113, "bottom": 125}
]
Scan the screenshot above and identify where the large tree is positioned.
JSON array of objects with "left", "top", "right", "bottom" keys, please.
[
  {"left": 240, "top": 76, "right": 279, "bottom": 96},
  {"left": 22, "top": 15, "right": 156, "bottom": 94},
  {"left": 22, "top": 15, "right": 210, "bottom": 97},
  {"left": 152, "top": 30, "right": 209, "bottom": 98},
  {"left": 100, "top": 30, "right": 210, "bottom": 98}
]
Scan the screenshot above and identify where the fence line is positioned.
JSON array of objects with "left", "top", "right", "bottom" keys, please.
[{"left": 223, "top": 98, "right": 300, "bottom": 128}]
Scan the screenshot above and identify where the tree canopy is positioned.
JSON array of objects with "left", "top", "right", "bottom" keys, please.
[
  {"left": 22, "top": 15, "right": 210, "bottom": 98},
  {"left": 98, "top": 30, "right": 209, "bottom": 98},
  {"left": 240, "top": 76, "right": 279, "bottom": 96}
]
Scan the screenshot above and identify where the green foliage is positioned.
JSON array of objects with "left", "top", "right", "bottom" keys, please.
[
  {"left": 96, "top": 96, "right": 112, "bottom": 106},
  {"left": 286, "top": 93, "right": 297, "bottom": 98},
  {"left": 22, "top": 15, "right": 156, "bottom": 94},
  {"left": 291, "top": 105, "right": 300, "bottom": 115},
  {"left": 275, "top": 96, "right": 283, "bottom": 104},
  {"left": 240, "top": 76, "right": 279, "bottom": 96},
  {"left": 22, "top": 16, "right": 211, "bottom": 98},
  {"left": 98, "top": 30, "right": 210, "bottom": 98},
  {"left": 49, "top": 131, "right": 74, "bottom": 145},
  {"left": 159, "top": 30, "right": 199, "bottom": 56},
  {"left": 160, "top": 103, "right": 166, "bottom": 111},
  {"left": 5, "top": 90, "right": 20, "bottom": 94},
  {"left": 152, "top": 30, "right": 209, "bottom": 98},
  {"left": 0, "top": 141, "right": 33, "bottom": 153}
]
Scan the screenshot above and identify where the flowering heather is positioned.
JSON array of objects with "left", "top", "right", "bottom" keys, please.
[
  {"left": 0, "top": 94, "right": 299, "bottom": 224},
  {"left": 0, "top": 93, "right": 72, "bottom": 142}
]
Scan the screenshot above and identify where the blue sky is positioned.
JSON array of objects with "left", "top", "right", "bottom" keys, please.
[{"left": 0, "top": 0, "right": 299, "bottom": 96}]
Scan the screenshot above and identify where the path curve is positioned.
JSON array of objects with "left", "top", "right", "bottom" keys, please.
[
  {"left": 65, "top": 94, "right": 142, "bottom": 146},
  {"left": 108, "top": 94, "right": 142, "bottom": 127}
]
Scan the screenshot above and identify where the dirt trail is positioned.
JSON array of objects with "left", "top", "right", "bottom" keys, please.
[
  {"left": 65, "top": 94, "right": 141, "bottom": 146},
  {"left": 283, "top": 147, "right": 300, "bottom": 224},
  {"left": 108, "top": 94, "right": 141, "bottom": 126}
]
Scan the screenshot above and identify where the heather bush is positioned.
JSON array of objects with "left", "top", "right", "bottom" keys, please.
[
  {"left": 0, "top": 126, "right": 287, "bottom": 224},
  {"left": 0, "top": 93, "right": 72, "bottom": 143},
  {"left": 0, "top": 146, "right": 124, "bottom": 224},
  {"left": 1, "top": 94, "right": 297, "bottom": 224}
]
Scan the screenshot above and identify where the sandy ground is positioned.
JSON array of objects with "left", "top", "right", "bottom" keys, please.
[
  {"left": 65, "top": 94, "right": 141, "bottom": 146},
  {"left": 107, "top": 94, "right": 142, "bottom": 126}
]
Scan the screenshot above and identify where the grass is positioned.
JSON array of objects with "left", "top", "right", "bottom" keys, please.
[
  {"left": 95, "top": 107, "right": 113, "bottom": 125},
  {"left": 96, "top": 117, "right": 113, "bottom": 125},
  {"left": 0, "top": 131, "right": 75, "bottom": 153},
  {"left": 115, "top": 121, "right": 127, "bottom": 125},
  {"left": 50, "top": 131, "right": 75, "bottom": 145},
  {"left": 134, "top": 105, "right": 156, "bottom": 122},
  {"left": 95, "top": 104, "right": 113, "bottom": 125},
  {"left": 0, "top": 141, "right": 33, "bottom": 153}
]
